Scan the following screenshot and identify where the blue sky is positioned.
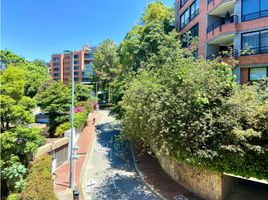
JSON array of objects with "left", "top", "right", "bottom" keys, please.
[{"left": 1, "top": 0, "right": 173, "bottom": 62}]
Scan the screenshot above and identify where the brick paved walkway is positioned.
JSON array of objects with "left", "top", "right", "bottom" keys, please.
[
  {"left": 54, "top": 111, "right": 101, "bottom": 199},
  {"left": 132, "top": 143, "right": 204, "bottom": 200}
]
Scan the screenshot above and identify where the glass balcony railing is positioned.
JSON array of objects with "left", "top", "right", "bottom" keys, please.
[
  {"left": 207, "top": 15, "right": 238, "bottom": 33},
  {"left": 241, "top": 10, "right": 268, "bottom": 22},
  {"left": 241, "top": 46, "right": 268, "bottom": 56}
]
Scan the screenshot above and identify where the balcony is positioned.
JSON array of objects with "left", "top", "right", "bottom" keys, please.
[
  {"left": 242, "top": 10, "right": 268, "bottom": 22},
  {"left": 206, "top": 49, "right": 238, "bottom": 60},
  {"left": 208, "top": 0, "right": 235, "bottom": 16},
  {"left": 207, "top": 15, "right": 237, "bottom": 33},
  {"left": 207, "top": 16, "right": 237, "bottom": 42}
]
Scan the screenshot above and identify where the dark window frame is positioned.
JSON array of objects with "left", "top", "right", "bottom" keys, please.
[
  {"left": 248, "top": 67, "right": 268, "bottom": 81},
  {"left": 180, "top": 0, "right": 199, "bottom": 30},
  {"left": 241, "top": 29, "right": 268, "bottom": 55},
  {"left": 180, "top": 0, "right": 188, "bottom": 8},
  {"left": 241, "top": 0, "right": 268, "bottom": 22}
]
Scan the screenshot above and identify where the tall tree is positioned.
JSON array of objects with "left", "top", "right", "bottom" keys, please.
[
  {"left": 35, "top": 81, "right": 71, "bottom": 135},
  {"left": 93, "top": 39, "right": 119, "bottom": 84},
  {"left": 0, "top": 67, "right": 36, "bottom": 131}
]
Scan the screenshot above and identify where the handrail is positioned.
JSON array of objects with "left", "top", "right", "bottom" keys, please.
[
  {"left": 207, "top": 15, "right": 238, "bottom": 33},
  {"left": 241, "top": 46, "right": 268, "bottom": 56},
  {"left": 241, "top": 9, "right": 268, "bottom": 22},
  {"left": 206, "top": 49, "right": 238, "bottom": 60}
]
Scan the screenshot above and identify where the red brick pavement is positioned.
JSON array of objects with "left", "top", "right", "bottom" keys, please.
[
  {"left": 54, "top": 112, "right": 100, "bottom": 196},
  {"left": 132, "top": 143, "right": 204, "bottom": 200}
]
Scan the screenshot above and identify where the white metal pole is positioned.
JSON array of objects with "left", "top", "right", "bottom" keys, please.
[{"left": 69, "top": 51, "right": 75, "bottom": 188}]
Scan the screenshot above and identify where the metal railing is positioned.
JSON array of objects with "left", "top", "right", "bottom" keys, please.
[
  {"left": 206, "top": 49, "right": 238, "bottom": 60},
  {"left": 207, "top": 15, "right": 238, "bottom": 33},
  {"left": 241, "top": 46, "right": 268, "bottom": 56},
  {"left": 241, "top": 9, "right": 268, "bottom": 22}
]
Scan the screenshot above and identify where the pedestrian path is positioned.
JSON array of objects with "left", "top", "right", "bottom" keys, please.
[
  {"left": 54, "top": 111, "right": 101, "bottom": 200},
  {"left": 132, "top": 143, "right": 203, "bottom": 200}
]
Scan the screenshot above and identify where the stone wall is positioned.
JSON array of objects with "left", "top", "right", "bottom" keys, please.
[
  {"left": 155, "top": 150, "right": 236, "bottom": 200},
  {"left": 35, "top": 137, "right": 69, "bottom": 168}
]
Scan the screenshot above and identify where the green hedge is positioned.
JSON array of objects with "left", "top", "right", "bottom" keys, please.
[{"left": 20, "top": 155, "right": 57, "bottom": 200}]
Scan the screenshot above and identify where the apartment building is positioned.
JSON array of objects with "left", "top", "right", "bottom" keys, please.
[
  {"left": 175, "top": 0, "right": 268, "bottom": 84},
  {"left": 49, "top": 44, "right": 95, "bottom": 84}
]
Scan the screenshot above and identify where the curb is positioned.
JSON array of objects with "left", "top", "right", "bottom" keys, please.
[{"left": 128, "top": 141, "right": 167, "bottom": 200}]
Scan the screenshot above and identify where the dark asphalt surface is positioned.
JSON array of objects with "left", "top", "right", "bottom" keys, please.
[{"left": 82, "top": 111, "right": 159, "bottom": 200}]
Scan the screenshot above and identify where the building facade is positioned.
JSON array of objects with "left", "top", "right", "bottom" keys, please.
[
  {"left": 49, "top": 44, "right": 95, "bottom": 84},
  {"left": 175, "top": 0, "right": 268, "bottom": 84}
]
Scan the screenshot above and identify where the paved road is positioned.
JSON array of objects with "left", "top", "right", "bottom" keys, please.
[{"left": 81, "top": 110, "right": 159, "bottom": 200}]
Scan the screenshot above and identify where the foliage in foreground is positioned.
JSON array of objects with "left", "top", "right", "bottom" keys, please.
[
  {"left": 20, "top": 155, "right": 57, "bottom": 200},
  {"left": 121, "top": 52, "right": 268, "bottom": 180}
]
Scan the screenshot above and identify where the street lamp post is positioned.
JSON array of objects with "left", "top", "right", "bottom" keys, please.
[{"left": 64, "top": 50, "right": 75, "bottom": 189}]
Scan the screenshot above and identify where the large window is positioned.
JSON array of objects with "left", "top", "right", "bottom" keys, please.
[
  {"left": 53, "top": 73, "right": 59, "bottom": 77},
  {"left": 180, "top": 0, "right": 199, "bottom": 29},
  {"left": 249, "top": 67, "right": 268, "bottom": 81},
  {"left": 74, "top": 72, "right": 79, "bottom": 76},
  {"left": 190, "top": 0, "right": 199, "bottom": 19},
  {"left": 74, "top": 55, "right": 79, "bottom": 59},
  {"left": 242, "top": 0, "right": 268, "bottom": 21},
  {"left": 74, "top": 61, "right": 79, "bottom": 64},
  {"left": 242, "top": 29, "right": 268, "bottom": 54}
]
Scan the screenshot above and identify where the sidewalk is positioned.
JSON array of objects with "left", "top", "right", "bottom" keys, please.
[
  {"left": 132, "top": 143, "right": 203, "bottom": 200},
  {"left": 54, "top": 111, "right": 100, "bottom": 200}
]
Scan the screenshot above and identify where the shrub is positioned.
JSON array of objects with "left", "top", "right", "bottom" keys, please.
[
  {"left": 7, "top": 193, "right": 19, "bottom": 200},
  {"left": 20, "top": 155, "right": 57, "bottom": 200}
]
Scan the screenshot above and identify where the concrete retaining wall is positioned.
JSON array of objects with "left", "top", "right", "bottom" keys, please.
[{"left": 155, "top": 150, "right": 236, "bottom": 200}]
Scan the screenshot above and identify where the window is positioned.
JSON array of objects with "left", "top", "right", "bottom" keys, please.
[
  {"left": 190, "top": 0, "right": 199, "bottom": 19},
  {"left": 74, "top": 61, "right": 79, "bottom": 64},
  {"left": 74, "top": 55, "right": 79, "bottom": 59},
  {"left": 74, "top": 66, "right": 79, "bottom": 70},
  {"left": 54, "top": 68, "right": 60, "bottom": 71},
  {"left": 74, "top": 72, "right": 79, "bottom": 76},
  {"left": 53, "top": 62, "right": 60, "bottom": 66},
  {"left": 180, "top": 0, "right": 199, "bottom": 29},
  {"left": 190, "top": 23, "right": 199, "bottom": 37},
  {"left": 74, "top": 78, "right": 79, "bottom": 81},
  {"left": 53, "top": 57, "right": 60, "bottom": 61},
  {"left": 193, "top": 49, "right": 199, "bottom": 60},
  {"left": 53, "top": 73, "right": 59, "bottom": 77},
  {"left": 242, "top": 0, "right": 268, "bottom": 21},
  {"left": 249, "top": 67, "right": 268, "bottom": 81},
  {"left": 180, "top": 0, "right": 188, "bottom": 8},
  {"left": 242, "top": 29, "right": 268, "bottom": 54},
  {"left": 180, "top": 9, "right": 190, "bottom": 29},
  {"left": 181, "top": 23, "right": 199, "bottom": 48}
]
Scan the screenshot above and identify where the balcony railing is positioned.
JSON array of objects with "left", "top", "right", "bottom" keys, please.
[
  {"left": 207, "top": 15, "right": 238, "bottom": 33},
  {"left": 206, "top": 49, "right": 238, "bottom": 60},
  {"left": 241, "top": 46, "right": 268, "bottom": 56},
  {"left": 241, "top": 10, "right": 268, "bottom": 22}
]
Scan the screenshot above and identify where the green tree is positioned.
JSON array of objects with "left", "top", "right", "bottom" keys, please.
[
  {"left": 93, "top": 39, "right": 119, "bottom": 84},
  {"left": 35, "top": 81, "right": 71, "bottom": 135},
  {"left": 0, "top": 67, "right": 36, "bottom": 131},
  {"left": 22, "top": 63, "right": 50, "bottom": 98},
  {"left": 0, "top": 50, "right": 25, "bottom": 69}
]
